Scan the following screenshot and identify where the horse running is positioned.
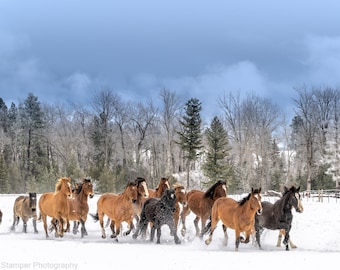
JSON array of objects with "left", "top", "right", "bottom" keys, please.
[
  {"left": 205, "top": 188, "right": 263, "bottom": 251},
  {"left": 148, "top": 177, "right": 170, "bottom": 198},
  {"left": 181, "top": 180, "right": 227, "bottom": 237},
  {"left": 38, "top": 177, "right": 72, "bottom": 238},
  {"left": 254, "top": 186, "right": 303, "bottom": 250},
  {"left": 91, "top": 181, "right": 138, "bottom": 241},
  {"left": 133, "top": 177, "right": 149, "bottom": 222},
  {"left": 133, "top": 189, "right": 181, "bottom": 244},
  {"left": 172, "top": 183, "right": 187, "bottom": 233},
  {"left": 11, "top": 192, "right": 38, "bottom": 233}
]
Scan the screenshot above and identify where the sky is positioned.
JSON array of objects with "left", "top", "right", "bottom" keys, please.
[
  {"left": 0, "top": 193, "right": 338, "bottom": 269},
  {"left": 1, "top": 0, "right": 340, "bottom": 121}
]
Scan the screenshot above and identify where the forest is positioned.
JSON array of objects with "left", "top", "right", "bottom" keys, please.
[{"left": 0, "top": 86, "right": 339, "bottom": 194}]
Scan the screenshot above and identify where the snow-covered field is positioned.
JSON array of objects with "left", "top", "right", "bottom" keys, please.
[{"left": 0, "top": 194, "right": 338, "bottom": 270}]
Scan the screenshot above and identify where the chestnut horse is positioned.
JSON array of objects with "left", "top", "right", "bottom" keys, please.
[
  {"left": 38, "top": 177, "right": 72, "bottom": 238},
  {"left": 148, "top": 177, "right": 170, "bottom": 198},
  {"left": 205, "top": 188, "right": 263, "bottom": 251},
  {"left": 11, "top": 192, "right": 38, "bottom": 233},
  {"left": 181, "top": 180, "right": 227, "bottom": 237},
  {"left": 91, "top": 181, "right": 138, "bottom": 241},
  {"left": 173, "top": 183, "right": 187, "bottom": 233},
  {"left": 50, "top": 178, "right": 95, "bottom": 238}
]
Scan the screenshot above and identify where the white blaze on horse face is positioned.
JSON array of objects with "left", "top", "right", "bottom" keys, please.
[
  {"left": 165, "top": 181, "right": 170, "bottom": 189},
  {"left": 222, "top": 185, "right": 227, "bottom": 197},
  {"left": 180, "top": 188, "right": 185, "bottom": 194},
  {"left": 295, "top": 193, "right": 304, "bottom": 212},
  {"left": 141, "top": 182, "right": 149, "bottom": 198}
]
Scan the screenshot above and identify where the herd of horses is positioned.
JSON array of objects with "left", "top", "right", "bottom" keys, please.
[{"left": 0, "top": 176, "right": 304, "bottom": 251}]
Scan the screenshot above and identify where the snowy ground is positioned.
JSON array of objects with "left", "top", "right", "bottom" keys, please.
[{"left": 0, "top": 194, "right": 339, "bottom": 270}]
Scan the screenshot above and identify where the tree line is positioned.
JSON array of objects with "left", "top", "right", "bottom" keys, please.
[{"left": 0, "top": 86, "right": 339, "bottom": 194}]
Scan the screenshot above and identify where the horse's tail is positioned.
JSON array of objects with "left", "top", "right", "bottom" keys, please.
[
  {"left": 37, "top": 213, "right": 42, "bottom": 222},
  {"left": 90, "top": 212, "right": 99, "bottom": 222}
]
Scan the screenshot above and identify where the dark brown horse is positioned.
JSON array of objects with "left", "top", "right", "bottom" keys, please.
[
  {"left": 91, "top": 181, "right": 138, "bottom": 241},
  {"left": 38, "top": 177, "right": 72, "bottom": 238},
  {"left": 11, "top": 192, "right": 38, "bottom": 233},
  {"left": 148, "top": 177, "right": 170, "bottom": 198},
  {"left": 205, "top": 188, "right": 263, "bottom": 251},
  {"left": 255, "top": 186, "right": 303, "bottom": 250},
  {"left": 181, "top": 180, "right": 227, "bottom": 237}
]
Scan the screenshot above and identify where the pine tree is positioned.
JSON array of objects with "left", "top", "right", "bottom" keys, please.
[
  {"left": 202, "top": 116, "right": 234, "bottom": 189},
  {"left": 176, "top": 98, "right": 203, "bottom": 188}
]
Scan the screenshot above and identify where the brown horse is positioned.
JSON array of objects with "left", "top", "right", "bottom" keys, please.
[
  {"left": 51, "top": 178, "right": 95, "bottom": 238},
  {"left": 181, "top": 180, "right": 227, "bottom": 237},
  {"left": 173, "top": 183, "right": 187, "bottom": 233},
  {"left": 148, "top": 177, "right": 170, "bottom": 198},
  {"left": 133, "top": 177, "right": 149, "bottom": 222},
  {"left": 11, "top": 192, "right": 38, "bottom": 233},
  {"left": 91, "top": 181, "right": 138, "bottom": 241},
  {"left": 205, "top": 188, "right": 263, "bottom": 251},
  {"left": 38, "top": 177, "right": 72, "bottom": 238}
]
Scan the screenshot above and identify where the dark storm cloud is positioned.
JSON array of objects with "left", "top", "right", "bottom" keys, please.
[{"left": 1, "top": 0, "right": 340, "bottom": 121}]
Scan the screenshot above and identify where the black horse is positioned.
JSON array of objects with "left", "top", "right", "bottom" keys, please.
[
  {"left": 255, "top": 186, "right": 303, "bottom": 250},
  {"left": 132, "top": 189, "right": 181, "bottom": 244}
]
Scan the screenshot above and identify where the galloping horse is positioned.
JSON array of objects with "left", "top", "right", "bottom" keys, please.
[
  {"left": 133, "top": 177, "right": 149, "bottom": 222},
  {"left": 255, "top": 186, "right": 303, "bottom": 251},
  {"left": 181, "top": 180, "right": 227, "bottom": 237},
  {"left": 11, "top": 192, "right": 38, "bottom": 233},
  {"left": 173, "top": 183, "right": 187, "bottom": 233},
  {"left": 38, "top": 177, "right": 72, "bottom": 238},
  {"left": 148, "top": 177, "right": 170, "bottom": 198},
  {"left": 91, "top": 181, "right": 138, "bottom": 241},
  {"left": 205, "top": 188, "right": 263, "bottom": 251}
]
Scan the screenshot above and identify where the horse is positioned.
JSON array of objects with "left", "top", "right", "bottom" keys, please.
[
  {"left": 133, "top": 177, "right": 149, "bottom": 222},
  {"left": 11, "top": 192, "right": 38, "bottom": 233},
  {"left": 173, "top": 183, "right": 187, "bottom": 233},
  {"left": 91, "top": 180, "right": 138, "bottom": 241},
  {"left": 205, "top": 188, "right": 263, "bottom": 251},
  {"left": 132, "top": 189, "right": 181, "bottom": 244},
  {"left": 38, "top": 177, "right": 72, "bottom": 238},
  {"left": 51, "top": 178, "right": 95, "bottom": 238},
  {"left": 180, "top": 180, "right": 227, "bottom": 237},
  {"left": 254, "top": 186, "right": 303, "bottom": 251},
  {"left": 148, "top": 177, "right": 170, "bottom": 198}
]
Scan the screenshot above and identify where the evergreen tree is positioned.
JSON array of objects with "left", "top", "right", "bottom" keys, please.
[
  {"left": 202, "top": 116, "right": 234, "bottom": 189},
  {"left": 176, "top": 98, "right": 203, "bottom": 188}
]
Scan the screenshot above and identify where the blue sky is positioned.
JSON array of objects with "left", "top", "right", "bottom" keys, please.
[{"left": 1, "top": 0, "right": 340, "bottom": 121}]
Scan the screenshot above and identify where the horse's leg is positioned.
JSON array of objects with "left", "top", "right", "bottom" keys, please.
[
  {"left": 193, "top": 216, "right": 200, "bottom": 237},
  {"left": 156, "top": 226, "right": 161, "bottom": 244},
  {"left": 79, "top": 219, "right": 86, "bottom": 238},
  {"left": 98, "top": 213, "right": 106, "bottom": 239},
  {"left": 123, "top": 220, "right": 134, "bottom": 236},
  {"left": 180, "top": 206, "right": 190, "bottom": 236},
  {"left": 112, "top": 222, "right": 120, "bottom": 242},
  {"left": 235, "top": 229, "right": 242, "bottom": 251},
  {"left": 199, "top": 217, "right": 208, "bottom": 238},
  {"left": 10, "top": 215, "right": 18, "bottom": 231},
  {"left": 205, "top": 218, "right": 218, "bottom": 245},
  {"left": 150, "top": 225, "right": 156, "bottom": 242},
  {"left": 110, "top": 220, "right": 116, "bottom": 238},
  {"left": 168, "top": 221, "right": 181, "bottom": 244},
  {"left": 41, "top": 214, "right": 49, "bottom": 238},
  {"left": 72, "top": 221, "right": 78, "bottom": 234},
  {"left": 32, "top": 217, "right": 38, "bottom": 233},
  {"left": 222, "top": 224, "right": 228, "bottom": 246},
  {"left": 22, "top": 217, "right": 28, "bottom": 233}
]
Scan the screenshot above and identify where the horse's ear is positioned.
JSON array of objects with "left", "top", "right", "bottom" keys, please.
[
  {"left": 297, "top": 186, "right": 300, "bottom": 192},
  {"left": 259, "top": 187, "right": 261, "bottom": 193}
]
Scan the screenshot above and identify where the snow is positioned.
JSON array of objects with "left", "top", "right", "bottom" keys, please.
[{"left": 0, "top": 194, "right": 338, "bottom": 270}]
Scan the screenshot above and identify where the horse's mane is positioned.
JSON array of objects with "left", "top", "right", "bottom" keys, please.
[
  {"left": 173, "top": 182, "right": 185, "bottom": 189},
  {"left": 203, "top": 180, "right": 226, "bottom": 199},
  {"left": 238, "top": 188, "right": 261, "bottom": 206},
  {"left": 282, "top": 186, "right": 298, "bottom": 197},
  {"left": 135, "top": 177, "right": 146, "bottom": 185},
  {"left": 55, "top": 177, "right": 69, "bottom": 192},
  {"left": 126, "top": 180, "right": 137, "bottom": 188}
]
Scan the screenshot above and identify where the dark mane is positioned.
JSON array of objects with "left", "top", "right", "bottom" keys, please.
[
  {"left": 282, "top": 186, "right": 297, "bottom": 197},
  {"left": 203, "top": 180, "right": 226, "bottom": 199},
  {"left": 238, "top": 188, "right": 261, "bottom": 206},
  {"left": 135, "top": 177, "right": 146, "bottom": 185}
]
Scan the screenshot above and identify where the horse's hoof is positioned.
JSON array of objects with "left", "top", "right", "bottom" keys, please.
[{"left": 102, "top": 235, "right": 106, "bottom": 239}]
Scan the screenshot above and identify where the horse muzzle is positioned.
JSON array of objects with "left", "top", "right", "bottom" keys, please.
[
  {"left": 256, "top": 209, "right": 263, "bottom": 215},
  {"left": 89, "top": 194, "right": 94, "bottom": 199},
  {"left": 132, "top": 199, "right": 137, "bottom": 204}
]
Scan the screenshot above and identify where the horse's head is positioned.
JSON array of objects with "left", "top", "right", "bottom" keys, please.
[
  {"left": 126, "top": 181, "right": 138, "bottom": 204},
  {"left": 61, "top": 177, "right": 72, "bottom": 197},
  {"left": 285, "top": 186, "right": 304, "bottom": 213},
  {"left": 251, "top": 187, "right": 263, "bottom": 215},
  {"left": 29, "top": 192, "right": 37, "bottom": 212},
  {"left": 173, "top": 183, "right": 187, "bottom": 207},
  {"left": 82, "top": 178, "right": 95, "bottom": 199},
  {"left": 161, "top": 189, "right": 177, "bottom": 209},
  {"left": 136, "top": 177, "right": 149, "bottom": 198}
]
